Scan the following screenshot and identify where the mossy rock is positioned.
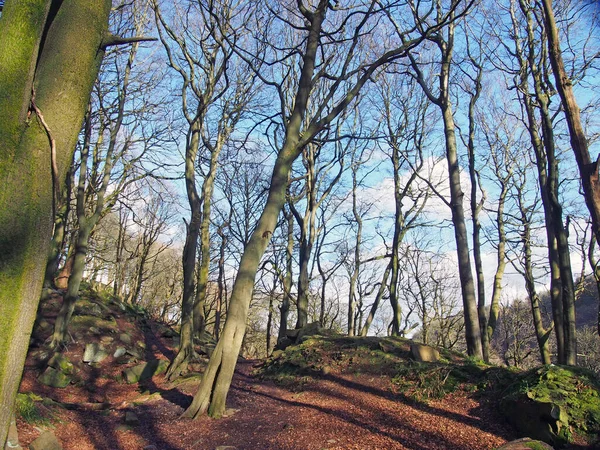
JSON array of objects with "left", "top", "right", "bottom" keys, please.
[
  {"left": 122, "top": 359, "right": 169, "bottom": 384},
  {"left": 501, "top": 365, "right": 600, "bottom": 446},
  {"left": 47, "top": 353, "right": 74, "bottom": 374},
  {"left": 38, "top": 367, "right": 71, "bottom": 388}
]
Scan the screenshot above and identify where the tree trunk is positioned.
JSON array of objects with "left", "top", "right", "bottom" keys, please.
[
  {"left": 441, "top": 94, "right": 483, "bottom": 359},
  {"left": 42, "top": 161, "right": 73, "bottom": 294},
  {"left": 541, "top": 0, "right": 600, "bottom": 252},
  {"left": 166, "top": 123, "right": 202, "bottom": 380},
  {"left": 360, "top": 262, "right": 391, "bottom": 336},
  {"left": 0, "top": 0, "right": 110, "bottom": 445},
  {"left": 182, "top": 2, "right": 327, "bottom": 418},
  {"left": 278, "top": 207, "right": 293, "bottom": 342}
]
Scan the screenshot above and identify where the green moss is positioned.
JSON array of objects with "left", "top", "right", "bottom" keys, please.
[
  {"left": 524, "top": 442, "right": 550, "bottom": 450},
  {"left": 504, "top": 365, "right": 600, "bottom": 441}
]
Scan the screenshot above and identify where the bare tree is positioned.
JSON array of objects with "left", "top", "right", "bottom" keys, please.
[
  {"left": 154, "top": 0, "right": 257, "bottom": 379},
  {"left": 182, "top": 0, "right": 469, "bottom": 418}
]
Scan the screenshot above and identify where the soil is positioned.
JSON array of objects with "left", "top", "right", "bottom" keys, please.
[{"left": 16, "top": 292, "right": 518, "bottom": 449}]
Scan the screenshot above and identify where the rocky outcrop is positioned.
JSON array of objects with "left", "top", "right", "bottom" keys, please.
[{"left": 501, "top": 396, "right": 569, "bottom": 446}]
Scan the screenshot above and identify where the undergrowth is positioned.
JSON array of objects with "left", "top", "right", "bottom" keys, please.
[{"left": 15, "top": 393, "right": 52, "bottom": 426}]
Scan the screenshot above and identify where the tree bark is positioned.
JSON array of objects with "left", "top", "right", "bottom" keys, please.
[
  {"left": 0, "top": 0, "right": 110, "bottom": 445},
  {"left": 541, "top": 0, "right": 600, "bottom": 252}
]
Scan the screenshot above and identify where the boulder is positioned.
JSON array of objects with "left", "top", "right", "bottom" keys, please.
[
  {"left": 410, "top": 343, "right": 440, "bottom": 363},
  {"left": 296, "top": 322, "right": 323, "bottom": 342},
  {"left": 28, "top": 431, "right": 62, "bottom": 450},
  {"left": 122, "top": 360, "right": 169, "bottom": 384},
  {"left": 501, "top": 396, "right": 569, "bottom": 446},
  {"left": 47, "top": 353, "right": 73, "bottom": 374},
  {"left": 496, "top": 438, "right": 554, "bottom": 450},
  {"left": 113, "top": 347, "right": 127, "bottom": 358},
  {"left": 119, "top": 333, "right": 132, "bottom": 345},
  {"left": 38, "top": 367, "right": 71, "bottom": 388},
  {"left": 126, "top": 348, "right": 144, "bottom": 359},
  {"left": 83, "top": 343, "right": 108, "bottom": 363}
]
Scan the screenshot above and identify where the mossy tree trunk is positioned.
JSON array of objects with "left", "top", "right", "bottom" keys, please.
[{"left": 0, "top": 0, "right": 111, "bottom": 445}]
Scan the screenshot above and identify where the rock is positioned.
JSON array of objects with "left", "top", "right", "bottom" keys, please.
[
  {"left": 275, "top": 337, "right": 294, "bottom": 351},
  {"left": 124, "top": 411, "right": 139, "bottom": 426},
  {"left": 137, "top": 341, "right": 146, "bottom": 349},
  {"left": 113, "top": 347, "right": 127, "bottom": 358},
  {"left": 90, "top": 304, "right": 104, "bottom": 317},
  {"left": 47, "top": 353, "right": 73, "bottom": 374},
  {"left": 296, "top": 322, "right": 324, "bottom": 341},
  {"left": 83, "top": 343, "right": 108, "bottom": 363},
  {"left": 126, "top": 348, "right": 143, "bottom": 359},
  {"left": 496, "top": 438, "right": 554, "bottom": 450},
  {"left": 501, "top": 397, "right": 569, "bottom": 445},
  {"left": 100, "top": 336, "right": 114, "bottom": 344},
  {"left": 270, "top": 350, "right": 284, "bottom": 359},
  {"left": 38, "top": 367, "right": 71, "bottom": 388},
  {"left": 28, "top": 431, "right": 62, "bottom": 450},
  {"left": 410, "top": 343, "right": 440, "bottom": 362},
  {"left": 122, "top": 360, "right": 169, "bottom": 384},
  {"left": 119, "top": 333, "right": 132, "bottom": 345},
  {"left": 5, "top": 414, "right": 22, "bottom": 450}
]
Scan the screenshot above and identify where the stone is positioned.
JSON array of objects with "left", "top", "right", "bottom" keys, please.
[
  {"left": 496, "top": 438, "right": 554, "bottom": 450},
  {"left": 38, "top": 367, "right": 71, "bottom": 388},
  {"left": 119, "top": 333, "right": 132, "bottom": 345},
  {"left": 100, "top": 336, "right": 114, "bottom": 344},
  {"left": 501, "top": 396, "right": 569, "bottom": 446},
  {"left": 137, "top": 341, "right": 146, "bottom": 349},
  {"left": 410, "top": 343, "right": 440, "bottom": 362},
  {"left": 47, "top": 353, "right": 73, "bottom": 374},
  {"left": 28, "top": 431, "right": 62, "bottom": 450},
  {"left": 5, "top": 414, "right": 22, "bottom": 450},
  {"left": 126, "top": 348, "right": 143, "bottom": 359},
  {"left": 113, "top": 347, "right": 127, "bottom": 358},
  {"left": 275, "top": 337, "right": 294, "bottom": 351},
  {"left": 124, "top": 411, "right": 139, "bottom": 426},
  {"left": 122, "top": 360, "right": 169, "bottom": 384},
  {"left": 270, "top": 350, "right": 284, "bottom": 359},
  {"left": 296, "top": 322, "right": 324, "bottom": 342},
  {"left": 83, "top": 343, "right": 108, "bottom": 363}
]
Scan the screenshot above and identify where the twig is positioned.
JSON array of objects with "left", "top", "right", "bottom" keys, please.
[{"left": 31, "top": 86, "right": 60, "bottom": 218}]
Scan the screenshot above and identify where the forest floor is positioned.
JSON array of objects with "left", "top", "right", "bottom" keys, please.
[{"left": 13, "top": 288, "right": 590, "bottom": 450}]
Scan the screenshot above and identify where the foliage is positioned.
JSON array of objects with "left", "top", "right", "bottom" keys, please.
[{"left": 14, "top": 393, "right": 50, "bottom": 425}]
